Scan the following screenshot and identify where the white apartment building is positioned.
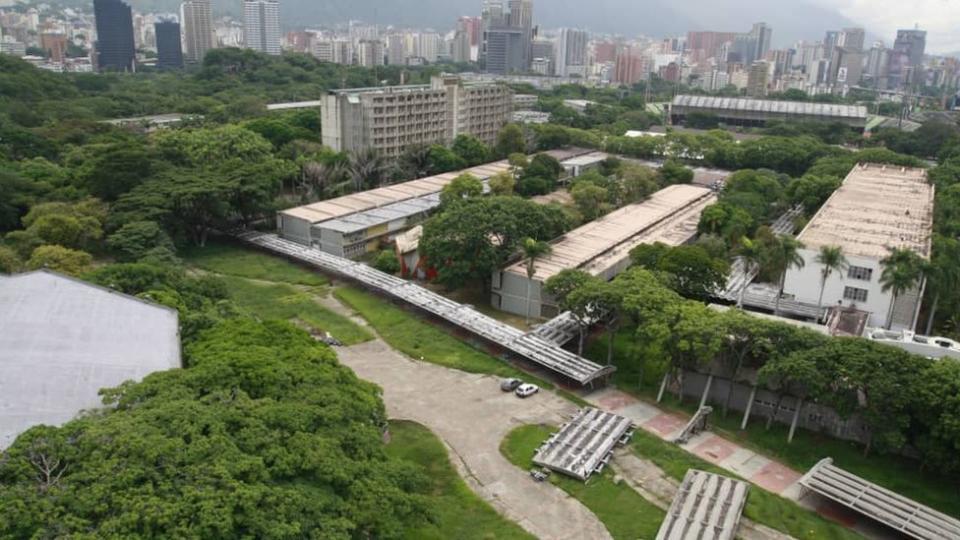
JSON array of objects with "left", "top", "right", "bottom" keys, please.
[
  {"left": 243, "top": 0, "right": 280, "bottom": 55},
  {"left": 321, "top": 75, "right": 513, "bottom": 158},
  {"left": 782, "top": 164, "right": 934, "bottom": 330},
  {"left": 181, "top": 0, "right": 213, "bottom": 63},
  {"left": 357, "top": 39, "right": 384, "bottom": 67}
]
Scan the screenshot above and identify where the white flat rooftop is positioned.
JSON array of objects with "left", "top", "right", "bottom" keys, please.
[
  {"left": 0, "top": 271, "right": 181, "bottom": 449},
  {"left": 796, "top": 163, "right": 934, "bottom": 260}
]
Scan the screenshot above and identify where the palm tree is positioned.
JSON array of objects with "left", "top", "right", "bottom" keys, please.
[
  {"left": 398, "top": 144, "right": 432, "bottom": 180},
  {"left": 924, "top": 236, "right": 960, "bottom": 335},
  {"left": 347, "top": 149, "right": 389, "bottom": 192},
  {"left": 736, "top": 237, "right": 764, "bottom": 308},
  {"left": 814, "top": 245, "right": 847, "bottom": 319},
  {"left": 521, "top": 238, "right": 552, "bottom": 323},
  {"left": 880, "top": 247, "right": 925, "bottom": 330},
  {"left": 768, "top": 236, "right": 805, "bottom": 317}
]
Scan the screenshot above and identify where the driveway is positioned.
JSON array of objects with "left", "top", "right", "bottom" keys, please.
[{"left": 336, "top": 338, "right": 612, "bottom": 540}]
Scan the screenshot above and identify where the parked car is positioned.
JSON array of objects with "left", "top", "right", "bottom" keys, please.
[
  {"left": 515, "top": 383, "right": 539, "bottom": 398},
  {"left": 500, "top": 378, "right": 523, "bottom": 392}
]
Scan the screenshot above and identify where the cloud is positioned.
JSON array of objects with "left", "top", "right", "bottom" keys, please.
[{"left": 810, "top": 0, "right": 960, "bottom": 52}]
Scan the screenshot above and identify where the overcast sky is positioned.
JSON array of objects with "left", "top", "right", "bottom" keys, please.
[{"left": 811, "top": 0, "right": 960, "bottom": 53}]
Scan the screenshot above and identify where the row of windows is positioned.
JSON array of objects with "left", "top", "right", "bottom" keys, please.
[
  {"left": 843, "top": 286, "right": 869, "bottom": 302},
  {"left": 847, "top": 265, "right": 873, "bottom": 281}
]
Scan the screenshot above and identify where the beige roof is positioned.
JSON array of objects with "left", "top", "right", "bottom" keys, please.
[
  {"left": 281, "top": 148, "right": 589, "bottom": 225},
  {"left": 506, "top": 184, "right": 716, "bottom": 281},
  {"left": 797, "top": 163, "right": 934, "bottom": 260}
]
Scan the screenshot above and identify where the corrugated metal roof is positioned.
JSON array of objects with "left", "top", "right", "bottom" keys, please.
[
  {"left": 532, "top": 407, "right": 634, "bottom": 480},
  {"left": 657, "top": 470, "right": 750, "bottom": 540},
  {"left": 671, "top": 95, "right": 868, "bottom": 119},
  {"left": 0, "top": 271, "right": 181, "bottom": 449}
]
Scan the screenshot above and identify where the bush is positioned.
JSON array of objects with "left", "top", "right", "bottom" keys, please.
[{"left": 373, "top": 249, "right": 401, "bottom": 275}]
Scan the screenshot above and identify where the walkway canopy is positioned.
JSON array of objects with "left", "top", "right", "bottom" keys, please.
[
  {"left": 656, "top": 469, "right": 749, "bottom": 540},
  {"left": 799, "top": 458, "right": 960, "bottom": 540}
]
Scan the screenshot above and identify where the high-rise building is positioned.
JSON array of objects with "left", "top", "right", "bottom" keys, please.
[
  {"left": 244, "top": 0, "right": 280, "bottom": 55},
  {"left": 357, "top": 40, "right": 384, "bottom": 67},
  {"left": 321, "top": 75, "right": 512, "bottom": 157},
  {"left": 40, "top": 33, "right": 67, "bottom": 64},
  {"left": 890, "top": 29, "right": 927, "bottom": 89},
  {"left": 613, "top": 47, "right": 648, "bottom": 85},
  {"left": 154, "top": 20, "right": 183, "bottom": 69},
  {"left": 747, "top": 60, "right": 770, "bottom": 97},
  {"left": 531, "top": 37, "right": 554, "bottom": 74},
  {"left": 555, "top": 28, "right": 588, "bottom": 77},
  {"left": 93, "top": 0, "right": 136, "bottom": 72},
  {"left": 386, "top": 34, "right": 405, "bottom": 65},
  {"left": 312, "top": 39, "right": 352, "bottom": 65},
  {"left": 864, "top": 44, "right": 889, "bottom": 89},
  {"left": 181, "top": 0, "right": 213, "bottom": 63},
  {"left": 840, "top": 27, "right": 865, "bottom": 51},
  {"left": 481, "top": 0, "right": 532, "bottom": 74},
  {"left": 452, "top": 29, "right": 471, "bottom": 63}
]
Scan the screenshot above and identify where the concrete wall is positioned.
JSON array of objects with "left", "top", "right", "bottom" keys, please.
[
  {"left": 278, "top": 213, "right": 313, "bottom": 246},
  {"left": 491, "top": 270, "right": 552, "bottom": 319},
  {"left": 679, "top": 370, "right": 870, "bottom": 444},
  {"left": 782, "top": 248, "right": 921, "bottom": 330}
]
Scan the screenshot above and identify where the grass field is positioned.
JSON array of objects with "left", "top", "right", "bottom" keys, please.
[
  {"left": 183, "top": 240, "right": 371, "bottom": 345},
  {"left": 630, "top": 429, "right": 862, "bottom": 540},
  {"left": 585, "top": 328, "right": 960, "bottom": 519},
  {"left": 333, "top": 287, "right": 567, "bottom": 392},
  {"left": 386, "top": 420, "right": 533, "bottom": 540},
  {"left": 182, "top": 240, "right": 328, "bottom": 286},
  {"left": 500, "top": 424, "right": 665, "bottom": 540}
]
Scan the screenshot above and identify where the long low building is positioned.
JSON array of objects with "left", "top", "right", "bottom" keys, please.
[
  {"left": 492, "top": 184, "right": 717, "bottom": 319},
  {"left": 670, "top": 95, "right": 868, "bottom": 131},
  {"left": 782, "top": 163, "right": 933, "bottom": 330},
  {"left": 279, "top": 149, "right": 587, "bottom": 259}
]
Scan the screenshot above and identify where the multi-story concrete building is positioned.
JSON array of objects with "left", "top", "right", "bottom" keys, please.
[
  {"left": 491, "top": 184, "right": 717, "bottom": 319},
  {"left": 357, "top": 39, "right": 384, "bottom": 67},
  {"left": 890, "top": 29, "right": 927, "bottom": 89},
  {"left": 181, "top": 0, "right": 213, "bottom": 63},
  {"left": 243, "top": 0, "right": 280, "bottom": 55},
  {"left": 321, "top": 75, "right": 512, "bottom": 158},
  {"left": 93, "top": 0, "right": 136, "bottom": 72},
  {"left": 746, "top": 60, "right": 770, "bottom": 96},
  {"left": 782, "top": 164, "right": 934, "bottom": 330},
  {"left": 154, "top": 20, "right": 183, "bottom": 69},
  {"left": 556, "top": 28, "right": 588, "bottom": 77},
  {"left": 481, "top": 0, "right": 531, "bottom": 74}
]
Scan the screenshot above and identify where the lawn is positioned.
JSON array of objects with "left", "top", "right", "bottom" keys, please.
[
  {"left": 500, "top": 424, "right": 665, "bottom": 540},
  {"left": 182, "top": 240, "right": 328, "bottom": 286},
  {"left": 630, "top": 429, "right": 862, "bottom": 540},
  {"left": 586, "top": 328, "right": 960, "bottom": 519},
  {"left": 386, "top": 420, "right": 533, "bottom": 540},
  {"left": 333, "top": 287, "right": 570, "bottom": 394},
  {"left": 221, "top": 276, "right": 372, "bottom": 345}
]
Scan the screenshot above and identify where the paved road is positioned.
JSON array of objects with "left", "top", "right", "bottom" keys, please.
[{"left": 337, "top": 339, "right": 612, "bottom": 540}]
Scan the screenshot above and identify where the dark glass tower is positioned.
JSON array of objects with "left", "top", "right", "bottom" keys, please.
[
  {"left": 155, "top": 21, "right": 183, "bottom": 69},
  {"left": 93, "top": 0, "right": 136, "bottom": 72}
]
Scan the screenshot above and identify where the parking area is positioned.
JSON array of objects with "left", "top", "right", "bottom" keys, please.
[{"left": 336, "top": 338, "right": 612, "bottom": 540}]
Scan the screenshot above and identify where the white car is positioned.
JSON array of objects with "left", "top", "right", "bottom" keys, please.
[{"left": 515, "top": 383, "right": 539, "bottom": 398}]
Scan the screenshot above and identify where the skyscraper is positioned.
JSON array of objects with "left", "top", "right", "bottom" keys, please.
[
  {"left": 747, "top": 60, "right": 770, "bottom": 97},
  {"left": 481, "top": 0, "right": 532, "bottom": 74},
  {"left": 555, "top": 28, "right": 588, "bottom": 77},
  {"left": 891, "top": 29, "right": 927, "bottom": 89},
  {"left": 357, "top": 40, "right": 384, "bottom": 67},
  {"left": 749, "top": 22, "right": 772, "bottom": 64},
  {"left": 154, "top": 20, "right": 183, "bottom": 69},
  {"left": 93, "top": 0, "right": 136, "bottom": 72},
  {"left": 181, "top": 0, "right": 213, "bottom": 63},
  {"left": 244, "top": 0, "right": 280, "bottom": 55}
]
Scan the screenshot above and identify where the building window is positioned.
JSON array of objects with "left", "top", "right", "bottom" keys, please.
[
  {"left": 847, "top": 265, "right": 873, "bottom": 281},
  {"left": 843, "top": 286, "right": 868, "bottom": 302}
]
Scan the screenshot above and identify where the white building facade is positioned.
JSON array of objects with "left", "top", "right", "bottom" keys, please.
[
  {"left": 782, "top": 164, "right": 934, "bottom": 330},
  {"left": 243, "top": 0, "right": 280, "bottom": 55}
]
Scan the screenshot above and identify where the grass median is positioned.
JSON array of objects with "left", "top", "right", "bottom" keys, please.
[
  {"left": 630, "top": 429, "right": 862, "bottom": 540},
  {"left": 386, "top": 420, "right": 533, "bottom": 540},
  {"left": 182, "top": 240, "right": 329, "bottom": 286},
  {"left": 500, "top": 424, "right": 664, "bottom": 540}
]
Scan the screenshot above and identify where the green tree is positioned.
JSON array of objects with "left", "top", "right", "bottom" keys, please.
[
  {"left": 766, "top": 236, "right": 805, "bottom": 317},
  {"left": 519, "top": 237, "right": 552, "bottom": 323},
  {"left": 658, "top": 159, "right": 694, "bottom": 185},
  {"left": 348, "top": 148, "right": 390, "bottom": 191},
  {"left": 736, "top": 237, "right": 764, "bottom": 308},
  {"left": 488, "top": 171, "right": 515, "bottom": 196},
  {"left": 924, "top": 235, "right": 960, "bottom": 335},
  {"left": 373, "top": 249, "right": 401, "bottom": 274},
  {"left": 427, "top": 145, "right": 468, "bottom": 175},
  {"left": 451, "top": 134, "right": 490, "bottom": 166},
  {"left": 27, "top": 245, "right": 93, "bottom": 275},
  {"left": 0, "top": 245, "right": 22, "bottom": 273},
  {"left": 786, "top": 174, "right": 841, "bottom": 215},
  {"left": 814, "top": 245, "right": 847, "bottom": 315},
  {"left": 659, "top": 245, "right": 730, "bottom": 302},
  {"left": 439, "top": 173, "right": 483, "bottom": 206},
  {"left": 880, "top": 247, "right": 925, "bottom": 329},
  {"left": 106, "top": 221, "right": 176, "bottom": 262},
  {"left": 75, "top": 143, "right": 155, "bottom": 201},
  {"left": 495, "top": 124, "right": 526, "bottom": 157},
  {"left": 571, "top": 182, "right": 609, "bottom": 221}
]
